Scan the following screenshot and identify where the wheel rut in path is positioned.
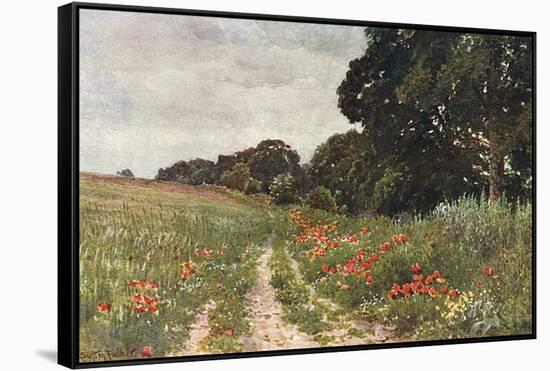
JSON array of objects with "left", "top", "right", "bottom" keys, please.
[{"left": 240, "top": 233, "right": 318, "bottom": 351}]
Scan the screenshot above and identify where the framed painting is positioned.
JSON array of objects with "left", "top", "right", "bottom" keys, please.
[{"left": 58, "top": 2, "right": 536, "bottom": 368}]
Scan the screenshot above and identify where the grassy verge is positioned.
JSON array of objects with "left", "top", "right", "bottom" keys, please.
[{"left": 286, "top": 196, "right": 532, "bottom": 340}]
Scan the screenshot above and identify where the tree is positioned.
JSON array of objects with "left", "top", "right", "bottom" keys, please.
[
  {"left": 337, "top": 28, "right": 530, "bottom": 212},
  {"left": 220, "top": 163, "right": 261, "bottom": 194},
  {"left": 306, "top": 186, "right": 337, "bottom": 212},
  {"left": 156, "top": 158, "right": 217, "bottom": 184},
  {"left": 309, "top": 130, "right": 371, "bottom": 212},
  {"left": 395, "top": 32, "right": 533, "bottom": 200},
  {"left": 249, "top": 139, "right": 303, "bottom": 193},
  {"left": 269, "top": 173, "right": 299, "bottom": 205},
  {"left": 337, "top": 28, "right": 483, "bottom": 214},
  {"left": 116, "top": 169, "right": 135, "bottom": 178}
]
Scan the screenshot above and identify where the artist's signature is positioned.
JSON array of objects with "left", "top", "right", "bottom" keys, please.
[{"left": 80, "top": 348, "right": 139, "bottom": 361}]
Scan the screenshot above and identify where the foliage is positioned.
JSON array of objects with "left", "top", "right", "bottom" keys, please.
[
  {"left": 221, "top": 163, "right": 261, "bottom": 194},
  {"left": 269, "top": 173, "right": 299, "bottom": 205},
  {"left": 306, "top": 186, "right": 337, "bottom": 212}
]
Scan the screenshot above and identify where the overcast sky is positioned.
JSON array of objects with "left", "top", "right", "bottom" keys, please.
[{"left": 79, "top": 9, "right": 367, "bottom": 178}]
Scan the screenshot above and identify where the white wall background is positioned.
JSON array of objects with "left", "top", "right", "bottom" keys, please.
[{"left": 0, "top": 0, "right": 545, "bottom": 369}]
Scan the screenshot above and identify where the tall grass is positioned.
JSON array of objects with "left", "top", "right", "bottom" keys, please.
[{"left": 79, "top": 178, "right": 271, "bottom": 361}]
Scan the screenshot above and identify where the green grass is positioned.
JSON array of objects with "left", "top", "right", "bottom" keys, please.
[
  {"left": 79, "top": 174, "right": 533, "bottom": 360},
  {"left": 286, "top": 196, "right": 532, "bottom": 340},
  {"left": 79, "top": 175, "right": 271, "bottom": 361}
]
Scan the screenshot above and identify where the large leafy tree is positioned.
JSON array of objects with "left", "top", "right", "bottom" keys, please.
[
  {"left": 397, "top": 32, "right": 533, "bottom": 200},
  {"left": 338, "top": 28, "right": 532, "bottom": 212},
  {"left": 337, "top": 29, "right": 484, "bottom": 214}
]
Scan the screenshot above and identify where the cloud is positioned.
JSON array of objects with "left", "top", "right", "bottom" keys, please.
[{"left": 79, "top": 9, "right": 367, "bottom": 178}]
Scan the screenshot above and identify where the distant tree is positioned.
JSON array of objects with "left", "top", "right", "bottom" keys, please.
[
  {"left": 306, "top": 186, "right": 337, "bottom": 212},
  {"left": 116, "top": 169, "right": 135, "bottom": 178},
  {"left": 156, "top": 158, "right": 216, "bottom": 185},
  {"left": 269, "top": 173, "right": 299, "bottom": 205},
  {"left": 221, "top": 163, "right": 261, "bottom": 194},
  {"left": 249, "top": 139, "right": 303, "bottom": 193}
]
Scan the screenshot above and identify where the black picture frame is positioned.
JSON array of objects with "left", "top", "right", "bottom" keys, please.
[{"left": 58, "top": 2, "right": 537, "bottom": 369}]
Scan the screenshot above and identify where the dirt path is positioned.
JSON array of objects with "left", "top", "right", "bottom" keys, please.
[
  {"left": 286, "top": 251, "right": 406, "bottom": 345},
  {"left": 240, "top": 234, "right": 318, "bottom": 351},
  {"left": 178, "top": 300, "right": 216, "bottom": 355}
]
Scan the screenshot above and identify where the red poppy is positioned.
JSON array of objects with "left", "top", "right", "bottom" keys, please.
[
  {"left": 366, "top": 277, "right": 373, "bottom": 285},
  {"left": 371, "top": 254, "right": 378, "bottom": 262},
  {"left": 411, "top": 263, "right": 422, "bottom": 274},
  {"left": 428, "top": 287, "right": 440, "bottom": 298},
  {"left": 128, "top": 280, "right": 139, "bottom": 287},
  {"left": 183, "top": 262, "right": 192, "bottom": 270},
  {"left": 388, "top": 289, "right": 399, "bottom": 299},
  {"left": 134, "top": 294, "right": 144, "bottom": 304},
  {"left": 474, "top": 279, "right": 483, "bottom": 287},
  {"left": 322, "top": 263, "right": 330, "bottom": 273},
  {"left": 440, "top": 286, "right": 449, "bottom": 294},
  {"left": 97, "top": 302, "right": 111, "bottom": 313},
  {"left": 449, "top": 289, "right": 459, "bottom": 298},
  {"left": 140, "top": 346, "right": 152, "bottom": 358},
  {"left": 225, "top": 329, "right": 233, "bottom": 337},
  {"left": 425, "top": 275, "right": 434, "bottom": 285},
  {"left": 483, "top": 267, "right": 494, "bottom": 277},
  {"left": 135, "top": 305, "right": 147, "bottom": 314},
  {"left": 330, "top": 266, "right": 337, "bottom": 274},
  {"left": 382, "top": 241, "right": 391, "bottom": 251},
  {"left": 139, "top": 280, "right": 147, "bottom": 289},
  {"left": 433, "top": 271, "right": 442, "bottom": 279},
  {"left": 380, "top": 251, "right": 386, "bottom": 258},
  {"left": 364, "top": 270, "right": 371, "bottom": 278},
  {"left": 412, "top": 274, "right": 423, "bottom": 282},
  {"left": 149, "top": 281, "right": 158, "bottom": 289}
]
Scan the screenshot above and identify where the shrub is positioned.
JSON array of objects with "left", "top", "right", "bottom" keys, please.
[
  {"left": 221, "top": 163, "right": 261, "bottom": 194},
  {"left": 306, "top": 186, "right": 337, "bottom": 212},
  {"left": 270, "top": 173, "right": 299, "bottom": 205}
]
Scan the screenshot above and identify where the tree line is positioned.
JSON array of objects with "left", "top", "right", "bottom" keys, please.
[{"left": 152, "top": 28, "right": 532, "bottom": 216}]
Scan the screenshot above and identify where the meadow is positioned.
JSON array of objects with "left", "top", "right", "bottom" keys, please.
[{"left": 79, "top": 173, "right": 532, "bottom": 362}]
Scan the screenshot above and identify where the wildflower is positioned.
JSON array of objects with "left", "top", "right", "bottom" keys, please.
[
  {"left": 474, "top": 279, "right": 483, "bottom": 287},
  {"left": 149, "top": 280, "right": 158, "bottom": 289},
  {"left": 342, "top": 284, "right": 351, "bottom": 291},
  {"left": 225, "top": 328, "right": 234, "bottom": 337},
  {"left": 382, "top": 241, "right": 391, "bottom": 251},
  {"left": 366, "top": 277, "right": 373, "bottom": 285},
  {"left": 389, "top": 289, "right": 399, "bottom": 299},
  {"left": 97, "top": 302, "right": 111, "bottom": 313},
  {"left": 128, "top": 280, "right": 139, "bottom": 287},
  {"left": 440, "top": 286, "right": 449, "bottom": 294},
  {"left": 412, "top": 263, "right": 422, "bottom": 274},
  {"left": 449, "top": 289, "right": 459, "bottom": 298},
  {"left": 361, "top": 227, "right": 369, "bottom": 236},
  {"left": 135, "top": 305, "right": 147, "bottom": 314},
  {"left": 412, "top": 274, "right": 423, "bottom": 282},
  {"left": 134, "top": 294, "right": 144, "bottom": 304},
  {"left": 483, "top": 267, "right": 494, "bottom": 277},
  {"left": 140, "top": 346, "right": 152, "bottom": 358},
  {"left": 322, "top": 263, "right": 330, "bottom": 273},
  {"left": 433, "top": 271, "right": 442, "bottom": 279}
]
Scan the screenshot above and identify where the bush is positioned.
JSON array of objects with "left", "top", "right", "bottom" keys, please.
[
  {"left": 220, "top": 163, "right": 262, "bottom": 194},
  {"left": 306, "top": 186, "right": 337, "bottom": 212},
  {"left": 269, "top": 173, "right": 299, "bottom": 205}
]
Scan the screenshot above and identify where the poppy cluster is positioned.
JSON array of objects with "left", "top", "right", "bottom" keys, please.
[
  {"left": 134, "top": 293, "right": 160, "bottom": 313},
  {"left": 388, "top": 265, "right": 459, "bottom": 300},
  {"left": 179, "top": 262, "right": 194, "bottom": 278},
  {"left": 128, "top": 279, "right": 160, "bottom": 314}
]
